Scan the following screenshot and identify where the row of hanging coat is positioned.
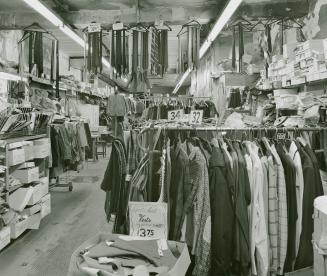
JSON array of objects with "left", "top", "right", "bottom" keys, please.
[{"left": 101, "top": 126, "right": 327, "bottom": 276}]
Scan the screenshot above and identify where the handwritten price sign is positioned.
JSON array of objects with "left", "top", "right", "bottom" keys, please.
[
  {"left": 168, "top": 109, "right": 184, "bottom": 121},
  {"left": 129, "top": 202, "right": 168, "bottom": 239},
  {"left": 189, "top": 110, "right": 203, "bottom": 124}
]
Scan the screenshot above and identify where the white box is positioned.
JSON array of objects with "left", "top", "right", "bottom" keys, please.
[
  {"left": 33, "top": 143, "right": 50, "bottom": 159},
  {"left": 10, "top": 217, "right": 29, "bottom": 239},
  {"left": 21, "top": 203, "right": 42, "bottom": 216},
  {"left": 41, "top": 194, "right": 51, "bottom": 218},
  {"left": 23, "top": 141, "right": 34, "bottom": 161},
  {"left": 28, "top": 178, "right": 48, "bottom": 206},
  {"left": 8, "top": 187, "right": 34, "bottom": 212},
  {"left": 12, "top": 167, "right": 39, "bottom": 184},
  {"left": 0, "top": 227, "right": 10, "bottom": 251},
  {"left": 8, "top": 148, "right": 25, "bottom": 166}
]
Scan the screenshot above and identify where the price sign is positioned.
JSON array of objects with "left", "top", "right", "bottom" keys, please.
[
  {"left": 129, "top": 202, "right": 168, "bottom": 239},
  {"left": 277, "top": 133, "right": 287, "bottom": 140},
  {"left": 88, "top": 23, "right": 101, "bottom": 33},
  {"left": 189, "top": 110, "right": 203, "bottom": 124},
  {"left": 168, "top": 109, "right": 184, "bottom": 121}
]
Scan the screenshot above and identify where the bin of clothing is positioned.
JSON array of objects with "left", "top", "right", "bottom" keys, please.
[{"left": 67, "top": 233, "right": 190, "bottom": 276}]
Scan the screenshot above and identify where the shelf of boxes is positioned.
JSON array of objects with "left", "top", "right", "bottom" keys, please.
[
  {"left": 0, "top": 134, "right": 52, "bottom": 250},
  {"left": 265, "top": 39, "right": 327, "bottom": 90}
]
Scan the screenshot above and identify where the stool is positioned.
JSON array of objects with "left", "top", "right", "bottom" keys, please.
[{"left": 96, "top": 140, "right": 107, "bottom": 158}]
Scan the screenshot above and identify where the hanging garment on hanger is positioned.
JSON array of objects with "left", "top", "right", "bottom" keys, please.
[
  {"left": 295, "top": 142, "right": 324, "bottom": 269},
  {"left": 232, "top": 26, "right": 236, "bottom": 69},
  {"left": 245, "top": 141, "right": 269, "bottom": 276},
  {"left": 183, "top": 145, "right": 211, "bottom": 276},
  {"left": 209, "top": 145, "right": 234, "bottom": 275},
  {"left": 269, "top": 143, "right": 288, "bottom": 275},
  {"left": 169, "top": 139, "right": 190, "bottom": 241},
  {"left": 232, "top": 142, "right": 251, "bottom": 275},
  {"left": 159, "top": 30, "right": 168, "bottom": 76},
  {"left": 289, "top": 141, "right": 304, "bottom": 257},
  {"left": 276, "top": 144, "right": 297, "bottom": 273}
]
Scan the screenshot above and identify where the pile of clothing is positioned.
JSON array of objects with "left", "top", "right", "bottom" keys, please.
[{"left": 68, "top": 233, "right": 188, "bottom": 276}]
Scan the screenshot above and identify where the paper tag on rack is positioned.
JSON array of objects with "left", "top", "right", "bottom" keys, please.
[
  {"left": 277, "top": 133, "right": 287, "bottom": 140},
  {"left": 168, "top": 109, "right": 184, "bottom": 121},
  {"left": 88, "top": 23, "right": 101, "bottom": 33},
  {"left": 129, "top": 202, "right": 168, "bottom": 239},
  {"left": 189, "top": 110, "right": 203, "bottom": 124}
]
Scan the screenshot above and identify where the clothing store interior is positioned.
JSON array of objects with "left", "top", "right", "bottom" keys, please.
[{"left": 2, "top": 0, "right": 327, "bottom": 275}]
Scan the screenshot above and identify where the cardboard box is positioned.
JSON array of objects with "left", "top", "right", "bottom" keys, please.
[
  {"left": 314, "top": 196, "right": 327, "bottom": 243},
  {"left": 41, "top": 194, "right": 51, "bottom": 218},
  {"left": 314, "top": 242, "right": 326, "bottom": 276},
  {"left": 69, "top": 233, "right": 191, "bottom": 276},
  {"left": 10, "top": 217, "right": 29, "bottom": 239},
  {"left": 8, "top": 187, "right": 34, "bottom": 212},
  {"left": 12, "top": 167, "right": 39, "bottom": 184},
  {"left": 33, "top": 144, "right": 50, "bottom": 159},
  {"left": 27, "top": 181, "right": 49, "bottom": 205},
  {"left": 10, "top": 213, "right": 42, "bottom": 239},
  {"left": 8, "top": 148, "right": 25, "bottom": 166},
  {"left": 33, "top": 138, "right": 50, "bottom": 159},
  {"left": 21, "top": 203, "right": 42, "bottom": 216},
  {"left": 0, "top": 227, "right": 10, "bottom": 251},
  {"left": 23, "top": 141, "right": 34, "bottom": 161}
]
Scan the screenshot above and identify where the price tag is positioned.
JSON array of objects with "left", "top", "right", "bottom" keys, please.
[
  {"left": 168, "top": 109, "right": 184, "bottom": 121},
  {"left": 88, "top": 23, "right": 101, "bottom": 33},
  {"left": 277, "top": 133, "right": 287, "bottom": 140},
  {"left": 189, "top": 110, "right": 203, "bottom": 124},
  {"left": 129, "top": 202, "right": 168, "bottom": 239}
]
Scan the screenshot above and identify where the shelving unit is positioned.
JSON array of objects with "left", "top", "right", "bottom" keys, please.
[{"left": 0, "top": 133, "right": 51, "bottom": 248}]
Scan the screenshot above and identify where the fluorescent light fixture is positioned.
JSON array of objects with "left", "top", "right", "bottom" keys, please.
[
  {"left": 173, "top": 0, "right": 242, "bottom": 94},
  {"left": 0, "top": 72, "right": 27, "bottom": 82},
  {"left": 59, "top": 25, "right": 85, "bottom": 47},
  {"left": 199, "top": 0, "right": 242, "bottom": 59},
  {"left": 22, "top": 0, "right": 63, "bottom": 27}
]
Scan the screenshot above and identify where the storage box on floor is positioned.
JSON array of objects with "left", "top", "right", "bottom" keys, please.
[
  {"left": 67, "top": 233, "right": 190, "bottom": 276},
  {"left": 313, "top": 196, "right": 327, "bottom": 276}
]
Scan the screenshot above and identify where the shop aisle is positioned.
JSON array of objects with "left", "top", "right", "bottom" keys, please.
[{"left": 0, "top": 155, "right": 112, "bottom": 276}]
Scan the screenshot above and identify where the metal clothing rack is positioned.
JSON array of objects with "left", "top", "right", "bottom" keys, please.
[{"left": 136, "top": 125, "right": 327, "bottom": 198}]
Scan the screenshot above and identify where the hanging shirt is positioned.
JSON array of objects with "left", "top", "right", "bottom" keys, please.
[
  {"left": 246, "top": 142, "right": 269, "bottom": 276},
  {"left": 270, "top": 143, "right": 288, "bottom": 275},
  {"left": 289, "top": 141, "right": 304, "bottom": 257}
]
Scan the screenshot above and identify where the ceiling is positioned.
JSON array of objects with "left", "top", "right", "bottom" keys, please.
[{"left": 0, "top": 0, "right": 309, "bottom": 89}]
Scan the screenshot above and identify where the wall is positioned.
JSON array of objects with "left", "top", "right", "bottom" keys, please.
[{"left": 190, "top": 0, "right": 327, "bottom": 116}]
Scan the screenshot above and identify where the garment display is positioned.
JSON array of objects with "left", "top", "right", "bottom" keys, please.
[
  {"left": 50, "top": 119, "right": 91, "bottom": 174},
  {"left": 102, "top": 124, "right": 325, "bottom": 276}
]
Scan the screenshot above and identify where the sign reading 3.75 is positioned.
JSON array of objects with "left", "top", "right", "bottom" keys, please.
[{"left": 129, "top": 202, "right": 168, "bottom": 239}]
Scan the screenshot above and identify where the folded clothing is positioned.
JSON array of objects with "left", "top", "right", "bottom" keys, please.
[{"left": 87, "top": 237, "right": 177, "bottom": 268}]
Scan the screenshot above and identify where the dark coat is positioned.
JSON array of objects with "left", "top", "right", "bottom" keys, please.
[
  {"left": 209, "top": 146, "right": 235, "bottom": 275},
  {"left": 295, "top": 144, "right": 324, "bottom": 269},
  {"left": 233, "top": 142, "right": 251, "bottom": 275}
]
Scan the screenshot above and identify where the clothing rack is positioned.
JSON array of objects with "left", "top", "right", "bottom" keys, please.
[{"left": 137, "top": 125, "right": 327, "bottom": 198}]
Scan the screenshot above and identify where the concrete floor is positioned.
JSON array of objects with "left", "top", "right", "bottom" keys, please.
[{"left": 0, "top": 156, "right": 112, "bottom": 276}]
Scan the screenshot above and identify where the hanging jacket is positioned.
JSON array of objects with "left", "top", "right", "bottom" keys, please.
[
  {"left": 209, "top": 146, "right": 234, "bottom": 275},
  {"left": 295, "top": 144, "right": 324, "bottom": 269},
  {"left": 276, "top": 144, "right": 298, "bottom": 273},
  {"left": 233, "top": 142, "right": 251, "bottom": 275},
  {"left": 184, "top": 146, "right": 211, "bottom": 276}
]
